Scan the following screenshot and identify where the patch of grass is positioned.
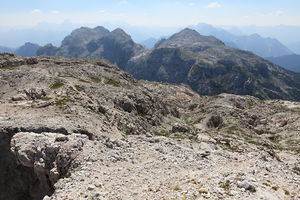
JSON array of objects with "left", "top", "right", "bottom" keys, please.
[
  {"left": 75, "top": 85, "right": 84, "bottom": 91},
  {"left": 272, "top": 185, "right": 279, "bottom": 191},
  {"left": 91, "top": 77, "right": 101, "bottom": 83},
  {"left": 219, "top": 181, "right": 231, "bottom": 191},
  {"left": 68, "top": 86, "right": 75, "bottom": 91},
  {"left": 227, "top": 145, "right": 240, "bottom": 152},
  {"left": 79, "top": 79, "right": 90, "bottom": 83},
  {"left": 55, "top": 95, "right": 69, "bottom": 110},
  {"left": 50, "top": 82, "right": 64, "bottom": 89},
  {"left": 191, "top": 179, "right": 198, "bottom": 184},
  {"left": 246, "top": 101, "right": 254, "bottom": 109},
  {"left": 138, "top": 113, "right": 147, "bottom": 118},
  {"left": 269, "top": 135, "right": 280, "bottom": 144},
  {"left": 226, "top": 126, "right": 242, "bottom": 134},
  {"left": 263, "top": 182, "right": 270, "bottom": 187},
  {"left": 183, "top": 115, "right": 197, "bottom": 126},
  {"left": 1, "top": 65, "right": 16, "bottom": 70},
  {"left": 284, "top": 189, "right": 290, "bottom": 195},
  {"left": 105, "top": 79, "right": 119, "bottom": 87},
  {"left": 39, "top": 76, "right": 46, "bottom": 82},
  {"left": 42, "top": 97, "right": 52, "bottom": 101},
  {"left": 153, "top": 129, "right": 169, "bottom": 137},
  {"left": 142, "top": 90, "right": 148, "bottom": 95},
  {"left": 173, "top": 185, "right": 181, "bottom": 191}
]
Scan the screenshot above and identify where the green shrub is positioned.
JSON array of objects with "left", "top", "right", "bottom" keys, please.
[
  {"left": 79, "top": 79, "right": 90, "bottom": 83},
  {"left": 105, "top": 79, "right": 119, "bottom": 87},
  {"left": 1, "top": 66, "right": 16, "bottom": 70},
  {"left": 75, "top": 85, "right": 84, "bottom": 91},
  {"left": 50, "top": 82, "right": 64, "bottom": 89},
  {"left": 91, "top": 77, "right": 101, "bottom": 83}
]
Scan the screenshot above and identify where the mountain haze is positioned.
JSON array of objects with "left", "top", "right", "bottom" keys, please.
[
  {"left": 190, "top": 23, "right": 293, "bottom": 57},
  {"left": 266, "top": 54, "right": 300, "bottom": 72},
  {"left": 14, "top": 42, "right": 40, "bottom": 57},
  {"left": 0, "top": 46, "right": 14, "bottom": 53},
  {"left": 0, "top": 43, "right": 40, "bottom": 57}
]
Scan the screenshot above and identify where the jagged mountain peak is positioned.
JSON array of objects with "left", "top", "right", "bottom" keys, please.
[
  {"left": 110, "top": 28, "right": 132, "bottom": 40},
  {"left": 93, "top": 26, "right": 110, "bottom": 34},
  {"left": 176, "top": 28, "right": 200, "bottom": 36},
  {"left": 155, "top": 27, "right": 224, "bottom": 51},
  {"left": 61, "top": 26, "right": 110, "bottom": 47}
]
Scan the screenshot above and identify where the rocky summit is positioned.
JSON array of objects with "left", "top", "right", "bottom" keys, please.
[{"left": 0, "top": 52, "right": 299, "bottom": 200}]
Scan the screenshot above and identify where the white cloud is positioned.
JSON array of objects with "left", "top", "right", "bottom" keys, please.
[
  {"left": 275, "top": 10, "right": 284, "bottom": 16},
  {"left": 206, "top": 2, "right": 221, "bottom": 8},
  {"left": 51, "top": 10, "right": 59, "bottom": 15},
  {"left": 99, "top": 10, "right": 105, "bottom": 14},
  {"left": 119, "top": 0, "right": 128, "bottom": 5},
  {"left": 31, "top": 9, "right": 41, "bottom": 14},
  {"left": 175, "top": 1, "right": 181, "bottom": 6},
  {"left": 188, "top": 2, "right": 195, "bottom": 6}
]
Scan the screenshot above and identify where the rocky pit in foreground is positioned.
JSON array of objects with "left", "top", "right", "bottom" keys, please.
[{"left": 0, "top": 53, "right": 299, "bottom": 200}]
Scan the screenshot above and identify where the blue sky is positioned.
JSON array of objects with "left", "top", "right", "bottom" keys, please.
[{"left": 1, "top": 0, "right": 300, "bottom": 27}]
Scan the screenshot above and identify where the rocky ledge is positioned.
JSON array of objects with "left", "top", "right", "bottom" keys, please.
[{"left": 0, "top": 53, "right": 299, "bottom": 200}]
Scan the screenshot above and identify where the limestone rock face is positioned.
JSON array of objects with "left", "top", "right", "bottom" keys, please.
[{"left": 10, "top": 132, "right": 87, "bottom": 199}]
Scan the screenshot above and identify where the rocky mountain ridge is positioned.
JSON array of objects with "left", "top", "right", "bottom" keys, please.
[
  {"left": 127, "top": 28, "right": 300, "bottom": 101},
  {"left": 0, "top": 42, "right": 40, "bottom": 57},
  {"left": 37, "top": 26, "right": 146, "bottom": 70},
  {"left": 0, "top": 53, "right": 299, "bottom": 200},
  {"left": 266, "top": 54, "right": 300, "bottom": 72},
  {"left": 38, "top": 27, "right": 300, "bottom": 102}
]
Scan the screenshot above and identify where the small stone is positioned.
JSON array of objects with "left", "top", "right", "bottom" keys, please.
[
  {"left": 199, "top": 150, "right": 211, "bottom": 158},
  {"left": 95, "top": 182, "right": 102, "bottom": 188},
  {"left": 199, "top": 188, "right": 209, "bottom": 194},
  {"left": 55, "top": 136, "right": 69, "bottom": 142},
  {"left": 145, "top": 132, "right": 152, "bottom": 137},
  {"left": 12, "top": 94, "right": 27, "bottom": 101},
  {"left": 43, "top": 195, "right": 51, "bottom": 200},
  {"left": 237, "top": 180, "right": 256, "bottom": 192},
  {"left": 88, "top": 185, "right": 95, "bottom": 191}
]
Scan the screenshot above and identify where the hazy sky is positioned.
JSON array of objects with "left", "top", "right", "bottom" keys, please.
[{"left": 1, "top": 0, "right": 300, "bottom": 27}]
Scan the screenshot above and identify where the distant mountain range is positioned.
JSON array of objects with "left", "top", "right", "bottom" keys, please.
[
  {"left": 288, "top": 41, "right": 300, "bottom": 55},
  {"left": 230, "top": 24, "right": 300, "bottom": 47},
  {"left": 188, "top": 23, "right": 293, "bottom": 57},
  {"left": 266, "top": 54, "right": 300, "bottom": 72},
  {"left": 1, "top": 21, "right": 299, "bottom": 56},
  {"left": 38, "top": 26, "right": 300, "bottom": 101},
  {"left": 138, "top": 23, "right": 294, "bottom": 58},
  {"left": 140, "top": 38, "right": 160, "bottom": 49},
  {"left": 0, "top": 46, "right": 13, "bottom": 53},
  {"left": 0, "top": 42, "right": 40, "bottom": 57}
]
